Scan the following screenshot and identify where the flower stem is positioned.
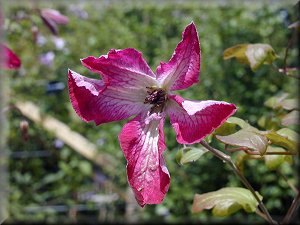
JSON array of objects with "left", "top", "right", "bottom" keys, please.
[
  {"left": 282, "top": 191, "right": 300, "bottom": 224},
  {"left": 200, "top": 140, "right": 276, "bottom": 225}
]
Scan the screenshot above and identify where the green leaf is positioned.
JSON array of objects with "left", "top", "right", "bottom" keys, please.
[
  {"left": 264, "top": 146, "right": 293, "bottom": 170},
  {"left": 205, "top": 133, "right": 213, "bottom": 143},
  {"left": 281, "top": 99, "right": 298, "bottom": 110},
  {"left": 265, "top": 128, "right": 299, "bottom": 153},
  {"left": 276, "top": 128, "right": 300, "bottom": 142},
  {"left": 277, "top": 128, "right": 299, "bottom": 142},
  {"left": 192, "top": 187, "right": 262, "bottom": 217},
  {"left": 176, "top": 147, "right": 208, "bottom": 165},
  {"left": 281, "top": 110, "right": 299, "bottom": 126},
  {"left": 264, "top": 93, "right": 298, "bottom": 110},
  {"left": 216, "top": 129, "right": 268, "bottom": 155},
  {"left": 175, "top": 148, "right": 184, "bottom": 165},
  {"left": 223, "top": 43, "right": 278, "bottom": 71},
  {"left": 264, "top": 93, "right": 288, "bottom": 109},
  {"left": 257, "top": 115, "right": 280, "bottom": 130},
  {"left": 226, "top": 117, "right": 260, "bottom": 133},
  {"left": 245, "top": 44, "right": 277, "bottom": 71},
  {"left": 226, "top": 117, "right": 250, "bottom": 129},
  {"left": 213, "top": 121, "right": 237, "bottom": 136},
  {"left": 223, "top": 44, "right": 249, "bottom": 64}
]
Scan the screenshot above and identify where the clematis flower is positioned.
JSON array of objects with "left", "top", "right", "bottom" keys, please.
[
  {"left": 68, "top": 22, "right": 237, "bottom": 207},
  {"left": 0, "top": 43, "right": 21, "bottom": 69}
]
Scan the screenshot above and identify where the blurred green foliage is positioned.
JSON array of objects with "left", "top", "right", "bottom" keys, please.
[{"left": 4, "top": 0, "right": 298, "bottom": 224}]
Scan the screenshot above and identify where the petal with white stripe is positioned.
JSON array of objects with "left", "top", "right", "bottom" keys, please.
[
  {"left": 81, "top": 48, "right": 156, "bottom": 88},
  {"left": 167, "top": 95, "right": 237, "bottom": 144},
  {"left": 156, "top": 22, "right": 200, "bottom": 91},
  {"left": 119, "top": 112, "right": 170, "bottom": 207},
  {"left": 68, "top": 69, "right": 149, "bottom": 125}
]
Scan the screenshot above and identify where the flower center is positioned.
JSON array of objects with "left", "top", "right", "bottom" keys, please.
[{"left": 144, "top": 86, "right": 167, "bottom": 113}]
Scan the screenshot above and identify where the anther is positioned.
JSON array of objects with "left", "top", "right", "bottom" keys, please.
[{"left": 144, "top": 87, "right": 167, "bottom": 113}]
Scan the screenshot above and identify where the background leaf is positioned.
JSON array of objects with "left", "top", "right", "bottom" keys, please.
[
  {"left": 192, "top": 187, "right": 262, "bottom": 217},
  {"left": 276, "top": 128, "right": 299, "bottom": 142},
  {"left": 264, "top": 93, "right": 298, "bottom": 111},
  {"left": 281, "top": 99, "right": 298, "bottom": 110},
  {"left": 226, "top": 117, "right": 250, "bottom": 129},
  {"left": 176, "top": 147, "right": 208, "bottom": 165},
  {"left": 281, "top": 110, "right": 299, "bottom": 126},
  {"left": 223, "top": 44, "right": 249, "bottom": 64},
  {"left": 265, "top": 128, "right": 298, "bottom": 153},
  {"left": 245, "top": 44, "right": 277, "bottom": 71},
  {"left": 213, "top": 121, "right": 237, "bottom": 136},
  {"left": 264, "top": 146, "right": 293, "bottom": 170},
  {"left": 216, "top": 129, "right": 268, "bottom": 155},
  {"left": 223, "top": 43, "right": 277, "bottom": 71}
]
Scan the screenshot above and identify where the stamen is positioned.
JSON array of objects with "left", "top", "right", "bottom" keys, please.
[{"left": 144, "top": 87, "right": 167, "bottom": 113}]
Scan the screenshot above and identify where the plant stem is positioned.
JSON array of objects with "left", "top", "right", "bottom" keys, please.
[
  {"left": 282, "top": 26, "right": 297, "bottom": 75},
  {"left": 256, "top": 209, "right": 278, "bottom": 225},
  {"left": 282, "top": 191, "right": 300, "bottom": 224},
  {"left": 246, "top": 151, "right": 296, "bottom": 155},
  {"left": 200, "top": 140, "right": 276, "bottom": 225},
  {"left": 277, "top": 170, "right": 298, "bottom": 195},
  {"left": 226, "top": 147, "right": 296, "bottom": 155},
  {"left": 283, "top": 37, "right": 292, "bottom": 74}
]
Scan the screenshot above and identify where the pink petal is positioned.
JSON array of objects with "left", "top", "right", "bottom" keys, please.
[
  {"left": 68, "top": 69, "right": 148, "bottom": 125},
  {"left": 167, "top": 95, "right": 237, "bottom": 144},
  {"left": 40, "top": 9, "right": 69, "bottom": 25},
  {"left": 1, "top": 44, "right": 21, "bottom": 69},
  {"left": 119, "top": 112, "right": 170, "bottom": 207},
  {"left": 156, "top": 22, "right": 200, "bottom": 91},
  {"left": 81, "top": 48, "right": 156, "bottom": 88}
]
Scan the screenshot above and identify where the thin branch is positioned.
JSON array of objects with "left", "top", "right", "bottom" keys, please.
[
  {"left": 283, "top": 34, "right": 293, "bottom": 74},
  {"left": 272, "top": 26, "right": 300, "bottom": 79},
  {"left": 263, "top": 152, "right": 296, "bottom": 155},
  {"left": 225, "top": 146, "right": 249, "bottom": 153},
  {"left": 256, "top": 209, "right": 278, "bottom": 225},
  {"left": 226, "top": 147, "right": 296, "bottom": 155},
  {"left": 245, "top": 150, "right": 296, "bottom": 156},
  {"left": 277, "top": 66, "right": 300, "bottom": 79},
  {"left": 282, "top": 192, "right": 300, "bottom": 224},
  {"left": 282, "top": 25, "right": 298, "bottom": 75},
  {"left": 200, "top": 140, "right": 277, "bottom": 225},
  {"left": 277, "top": 170, "right": 298, "bottom": 195}
]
